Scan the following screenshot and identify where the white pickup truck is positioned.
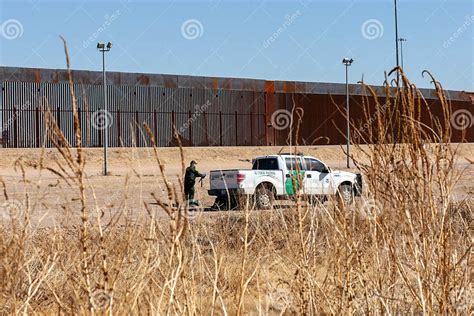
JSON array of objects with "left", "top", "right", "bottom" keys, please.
[{"left": 208, "top": 154, "right": 362, "bottom": 209}]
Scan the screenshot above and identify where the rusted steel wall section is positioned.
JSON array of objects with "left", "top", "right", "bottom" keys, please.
[{"left": 0, "top": 67, "right": 472, "bottom": 148}]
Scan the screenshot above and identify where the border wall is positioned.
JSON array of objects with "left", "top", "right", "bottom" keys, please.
[{"left": 1, "top": 67, "right": 472, "bottom": 148}]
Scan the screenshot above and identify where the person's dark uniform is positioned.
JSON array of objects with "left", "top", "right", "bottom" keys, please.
[{"left": 184, "top": 160, "right": 206, "bottom": 204}]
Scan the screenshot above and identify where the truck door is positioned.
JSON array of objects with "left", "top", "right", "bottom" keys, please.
[{"left": 303, "top": 158, "right": 331, "bottom": 195}]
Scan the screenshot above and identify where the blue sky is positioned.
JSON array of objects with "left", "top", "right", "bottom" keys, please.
[{"left": 0, "top": 0, "right": 473, "bottom": 91}]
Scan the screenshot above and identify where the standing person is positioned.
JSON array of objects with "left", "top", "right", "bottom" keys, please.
[{"left": 184, "top": 160, "right": 206, "bottom": 206}]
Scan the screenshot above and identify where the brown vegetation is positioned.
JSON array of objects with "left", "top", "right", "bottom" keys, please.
[{"left": 0, "top": 41, "right": 472, "bottom": 314}]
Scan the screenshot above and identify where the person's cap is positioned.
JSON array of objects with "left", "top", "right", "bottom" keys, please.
[{"left": 190, "top": 160, "right": 197, "bottom": 165}]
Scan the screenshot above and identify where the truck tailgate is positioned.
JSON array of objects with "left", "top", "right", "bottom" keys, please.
[
  {"left": 209, "top": 169, "right": 249, "bottom": 190},
  {"left": 210, "top": 170, "right": 241, "bottom": 190}
]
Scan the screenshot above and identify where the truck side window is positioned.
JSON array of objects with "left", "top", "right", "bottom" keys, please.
[
  {"left": 304, "top": 158, "right": 326, "bottom": 173},
  {"left": 285, "top": 158, "right": 302, "bottom": 170},
  {"left": 252, "top": 158, "right": 279, "bottom": 170}
]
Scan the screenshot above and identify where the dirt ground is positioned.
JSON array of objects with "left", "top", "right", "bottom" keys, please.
[{"left": 0, "top": 144, "right": 473, "bottom": 227}]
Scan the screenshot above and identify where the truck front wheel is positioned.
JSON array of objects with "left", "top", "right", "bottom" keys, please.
[
  {"left": 255, "top": 184, "right": 275, "bottom": 210},
  {"left": 337, "top": 184, "right": 354, "bottom": 206}
]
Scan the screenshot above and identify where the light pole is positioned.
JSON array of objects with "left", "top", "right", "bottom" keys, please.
[
  {"left": 399, "top": 38, "right": 407, "bottom": 70},
  {"left": 394, "top": 0, "right": 400, "bottom": 83},
  {"left": 97, "top": 42, "right": 112, "bottom": 176},
  {"left": 342, "top": 58, "right": 353, "bottom": 169}
]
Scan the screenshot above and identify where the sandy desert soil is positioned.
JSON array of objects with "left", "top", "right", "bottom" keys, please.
[{"left": 0, "top": 144, "right": 472, "bottom": 227}]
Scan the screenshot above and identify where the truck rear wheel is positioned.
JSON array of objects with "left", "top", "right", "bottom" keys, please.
[{"left": 255, "top": 184, "right": 275, "bottom": 210}]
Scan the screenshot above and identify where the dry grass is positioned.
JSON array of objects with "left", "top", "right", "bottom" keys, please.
[{"left": 0, "top": 43, "right": 472, "bottom": 315}]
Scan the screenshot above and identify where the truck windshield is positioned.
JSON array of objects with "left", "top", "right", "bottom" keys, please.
[{"left": 252, "top": 158, "right": 279, "bottom": 170}]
